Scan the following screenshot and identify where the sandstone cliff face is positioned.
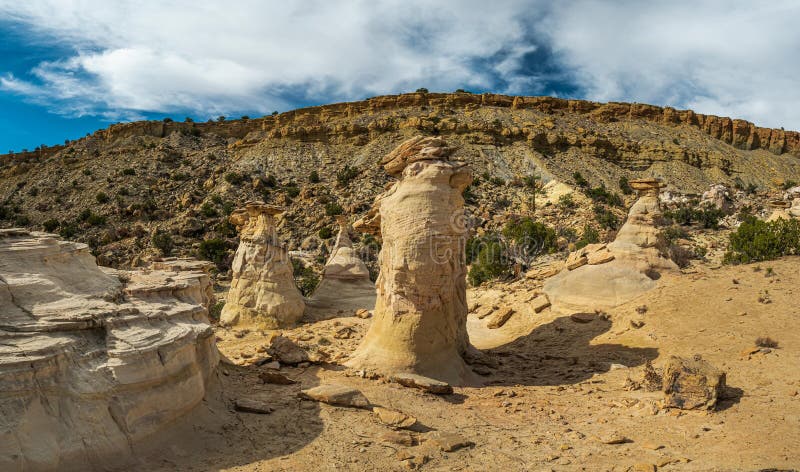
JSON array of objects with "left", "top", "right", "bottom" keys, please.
[
  {"left": 346, "top": 137, "right": 474, "bottom": 385},
  {"left": 220, "top": 202, "right": 305, "bottom": 328},
  {"left": 0, "top": 229, "right": 218, "bottom": 472}
]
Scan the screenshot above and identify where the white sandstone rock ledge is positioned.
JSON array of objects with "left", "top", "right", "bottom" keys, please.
[{"left": 0, "top": 229, "right": 218, "bottom": 472}]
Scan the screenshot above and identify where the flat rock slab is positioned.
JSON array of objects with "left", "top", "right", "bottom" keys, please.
[
  {"left": 570, "top": 312, "right": 597, "bottom": 323},
  {"left": 379, "top": 430, "right": 416, "bottom": 446},
  {"left": 234, "top": 398, "right": 275, "bottom": 414},
  {"left": 486, "top": 307, "right": 514, "bottom": 329},
  {"left": 426, "top": 432, "right": 474, "bottom": 452},
  {"left": 373, "top": 406, "right": 417, "bottom": 429},
  {"left": 300, "top": 384, "right": 371, "bottom": 409},
  {"left": 392, "top": 373, "right": 454, "bottom": 395},
  {"left": 258, "top": 371, "right": 297, "bottom": 385}
]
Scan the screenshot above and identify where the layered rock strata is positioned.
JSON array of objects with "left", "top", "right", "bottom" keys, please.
[
  {"left": 220, "top": 202, "right": 304, "bottom": 328},
  {"left": 306, "top": 217, "right": 376, "bottom": 319},
  {"left": 0, "top": 229, "right": 218, "bottom": 471},
  {"left": 346, "top": 136, "right": 474, "bottom": 385},
  {"left": 544, "top": 179, "right": 679, "bottom": 313}
]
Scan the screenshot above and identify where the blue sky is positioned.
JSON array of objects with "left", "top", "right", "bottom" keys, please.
[{"left": 1, "top": 1, "right": 799, "bottom": 153}]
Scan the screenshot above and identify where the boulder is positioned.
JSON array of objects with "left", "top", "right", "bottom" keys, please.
[
  {"left": 300, "top": 384, "right": 371, "bottom": 409},
  {"left": 662, "top": 356, "right": 726, "bottom": 410}
]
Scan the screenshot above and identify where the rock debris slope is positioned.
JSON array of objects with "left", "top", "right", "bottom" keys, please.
[{"left": 0, "top": 229, "right": 218, "bottom": 472}]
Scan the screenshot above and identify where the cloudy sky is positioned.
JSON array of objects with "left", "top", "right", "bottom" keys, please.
[{"left": 1, "top": 0, "right": 798, "bottom": 152}]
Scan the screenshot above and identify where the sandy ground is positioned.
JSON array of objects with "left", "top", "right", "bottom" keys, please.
[{"left": 131, "top": 257, "right": 800, "bottom": 471}]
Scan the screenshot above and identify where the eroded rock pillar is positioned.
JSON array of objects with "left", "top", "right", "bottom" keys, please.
[
  {"left": 220, "top": 201, "right": 304, "bottom": 328},
  {"left": 346, "top": 136, "right": 473, "bottom": 385}
]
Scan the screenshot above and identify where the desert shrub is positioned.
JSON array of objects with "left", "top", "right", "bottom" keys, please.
[
  {"left": 575, "top": 224, "right": 600, "bottom": 249},
  {"left": 489, "top": 176, "right": 506, "bottom": 186},
  {"left": 557, "top": 194, "right": 577, "bottom": 211},
  {"left": 86, "top": 213, "right": 106, "bottom": 226},
  {"left": 0, "top": 205, "right": 8, "bottom": 220},
  {"left": 755, "top": 336, "right": 779, "bottom": 348},
  {"left": 284, "top": 186, "right": 300, "bottom": 198},
  {"left": 782, "top": 180, "right": 798, "bottom": 190},
  {"left": 151, "top": 229, "right": 174, "bottom": 256},
  {"left": 416, "top": 87, "right": 429, "bottom": 93},
  {"left": 585, "top": 184, "right": 623, "bottom": 207},
  {"left": 224, "top": 172, "right": 245, "bottom": 186},
  {"left": 724, "top": 216, "right": 800, "bottom": 264},
  {"left": 13, "top": 215, "right": 30, "bottom": 226},
  {"left": 82, "top": 169, "right": 92, "bottom": 176},
  {"left": 95, "top": 192, "right": 109, "bottom": 203},
  {"left": 502, "top": 217, "right": 558, "bottom": 257},
  {"left": 593, "top": 205, "right": 619, "bottom": 230},
  {"left": 318, "top": 226, "right": 333, "bottom": 239},
  {"left": 572, "top": 171, "right": 589, "bottom": 188},
  {"left": 292, "top": 259, "right": 319, "bottom": 296},
  {"left": 324, "top": 202, "right": 343, "bottom": 216},
  {"left": 214, "top": 220, "right": 237, "bottom": 238},
  {"left": 309, "top": 170, "right": 320, "bottom": 183},
  {"left": 208, "top": 301, "right": 224, "bottom": 322},
  {"left": 122, "top": 168, "right": 136, "bottom": 176},
  {"left": 664, "top": 204, "right": 725, "bottom": 229},
  {"left": 59, "top": 223, "right": 78, "bottom": 239},
  {"left": 221, "top": 201, "right": 235, "bottom": 215},
  {"left": 200, "top": 202, "right": 219, "bottom": 218},
  {"left": 619, "top": 176, "right": 633, "bottom": 195},
  {"left": 462, "top": 184, "right": 477, "bottom": 204},
  {"left": 198, "top": 238, "right": 229, "bottom": 268},
  {"left": 336, "top": 165, "right": 360, "bottom": 187},
  {"left": 468, "top": 236, "right": 509, "bottom": 286},
  {"left": 42, "top": 219, "right": 60, "bottom": 232}
]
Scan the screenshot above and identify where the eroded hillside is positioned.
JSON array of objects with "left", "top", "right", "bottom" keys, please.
[{"left": 1, "top": 92, "right": 799, "bottom": 271}]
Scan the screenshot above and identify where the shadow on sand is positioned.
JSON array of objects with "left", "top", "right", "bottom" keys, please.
[{"left": 476, "top": 315, "right": 659, "bottom": 387}]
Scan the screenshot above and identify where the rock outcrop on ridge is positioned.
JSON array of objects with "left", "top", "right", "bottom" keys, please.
[
  {"left": 306, "top": 216, "right": 376, "bottom": 320},
  {"left": 346, "top": 136, "right": 474, "bottom": 385},
  {"left": 544, "top": 179, "right": 679, "bottom": 313},
  {"left": 220, "top": 201, "right": 305, "bottom": 328},
  {"left": 0, "top": 229, "right": 218, "bottom": 472}
]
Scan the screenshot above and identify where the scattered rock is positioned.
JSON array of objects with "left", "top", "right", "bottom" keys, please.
[
  {"left": 630, "top": 319, "right": 645, "bottom": 328},
  {"left": 234, "top": 398, "right": 275, "bottom": 414},
  {"left": 487, "top": 306, "right": 515, "bottom": 329},
  {"left": 632, "top": 463, "right": 657, "bottom": 472},
  {"left": 476, "top": 305, "right": 499, "bottom": 319},
  {"left": 570, "top": 312, "right": 596, "bottom": 323},
  {"left": 258, "top": 371, "right": 298, "bottom": 385},
  {"left": 662, "top": 356, "right": 726, "bottom": 410},
  {"left": 299, "top": 384, "right": 371, "bottom": 409},
  {"left": 267, "top": 335, "right": 310, "bottom": 365},
  {"left": 566, "top": 252, "right": 588, "bottom": 270},
  {"left": 598, "top": 433, "right": 629, "bottom": 445},
  {"left": 525, "top": 265, "right": 560, "bottom": 280},
  {"left": 531, "top": 294, "right": 551, "bottom": 313},
  {"left": 372, "top": 406, "right": 417, "bottom": 429},
  {"left": 392, "top": 373, "right": 454, "bottom": 395},
  {"left": 426, "top": 431, "right": 474, "bottom": 452},
  {"left": 354, "top": 309, "right": 372, "bottom": 319},
  {"left": 379, "top": 430, "right": 416, "bottom": 446}
]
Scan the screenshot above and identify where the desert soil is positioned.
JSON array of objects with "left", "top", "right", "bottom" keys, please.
[{"left": 132, "top": 258, "right": 800, "bottom": 472}]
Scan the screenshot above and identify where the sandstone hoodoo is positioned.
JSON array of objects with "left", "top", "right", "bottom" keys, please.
[
  {"left": 220, "top": 201, "right": 305, "bottom": 328},
  {"left": 306, "top": 216, "right": 376, "bottom": 319},
  {"left": 0, "top": 229, "right": 218, "bottom": 471},
  {"left": 544, "top": 178, "right": 679, "bottom": 313},
  {"left": 346, "top": 136, "right": 474, "bottom": 385}
]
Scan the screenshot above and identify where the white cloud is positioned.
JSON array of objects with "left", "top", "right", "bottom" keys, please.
[{"left": 1, "top": 1, "right": 799, "bottom": 130}]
